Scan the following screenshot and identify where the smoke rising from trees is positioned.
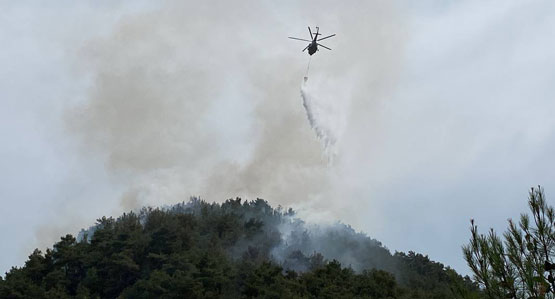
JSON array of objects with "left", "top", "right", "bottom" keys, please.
[
  {"left": 4, "top": 0, "right": 555, "bottom": 278},
  {"left": 65, "top": 0, "right": 405, "bottom": 222}
]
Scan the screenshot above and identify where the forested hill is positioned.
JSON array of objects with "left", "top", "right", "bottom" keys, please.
[{"left": 0, "top": 198, "right": 482, "bottom": 298}]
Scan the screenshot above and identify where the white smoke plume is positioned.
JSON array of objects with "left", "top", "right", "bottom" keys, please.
[
  {"left": 7, "top": 1, "right": 555, "bottom": 277},
  {"left": 34, "top": 0, "right": 406, "bottom": 252}
]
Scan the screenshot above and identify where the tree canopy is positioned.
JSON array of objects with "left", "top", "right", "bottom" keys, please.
[{"left": 1, "top": 198, "right": 480, "bottom": 298}]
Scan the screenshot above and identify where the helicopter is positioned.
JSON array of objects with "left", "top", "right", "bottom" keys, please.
[{"left": 288, "top": 26, "right": 335, "bottom": 56}]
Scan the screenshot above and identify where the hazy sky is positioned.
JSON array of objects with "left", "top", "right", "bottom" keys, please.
[{"left": 2, "top": 0, "right": 555, "bottom": 276}]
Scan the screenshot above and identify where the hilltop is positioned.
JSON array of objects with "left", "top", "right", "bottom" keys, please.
[{"left": 0, "top": 198, "right": 481, "bottom": 298}]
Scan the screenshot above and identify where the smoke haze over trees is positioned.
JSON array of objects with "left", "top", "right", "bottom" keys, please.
[
  {"left": 3, "top": 0, "right": 555, "bottom": 280},
  {"left": 0, "top": 198, "right": 481, "bottom": 298}
]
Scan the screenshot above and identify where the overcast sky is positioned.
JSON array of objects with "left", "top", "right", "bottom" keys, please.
[{"left": 2, "top": 0, "right": 555, "bottom": 276}]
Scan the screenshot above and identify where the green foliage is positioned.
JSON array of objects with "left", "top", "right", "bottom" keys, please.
[
  {"left": 1, "top": 197, "right": 481, "bottom": 298},
  {"left": 464, "top": 186, "right": 555, "bottom": 298}
]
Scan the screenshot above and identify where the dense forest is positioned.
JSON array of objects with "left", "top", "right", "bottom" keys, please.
[{"left": 0, "top": 198, "right": 482, "bottom": 298}]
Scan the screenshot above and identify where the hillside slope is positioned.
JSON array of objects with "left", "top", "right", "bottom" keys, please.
[{"left": 0, "top": 198, "right": 481, "bottom": 298}]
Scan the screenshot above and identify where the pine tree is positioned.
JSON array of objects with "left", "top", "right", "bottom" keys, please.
[{"left": 464, "top": 186, "right": 555, "bottom": 298}]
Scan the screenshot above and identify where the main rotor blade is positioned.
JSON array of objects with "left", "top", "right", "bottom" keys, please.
[
  {"left": 289, "top": 37, "right": 312, "bottom": 42},
  {"left": 317, "top": 34, "right": 336, "bottom": 41},
  {"left": 302, "top": 44, "right": 310, "bottom": 52},
  {"left": 308, "top": 26, "right": 313, "bottom": 39},
  {"left": 317, "top": 43, "right": 331, "bottom": 50}
]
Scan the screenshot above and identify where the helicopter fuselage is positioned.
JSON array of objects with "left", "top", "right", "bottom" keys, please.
[
  {"left": 288, "top": 26, "right": 334, "bottom": 56},
  {"left": 308, "top": 42, "right": 318, "bottom": 55}
]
